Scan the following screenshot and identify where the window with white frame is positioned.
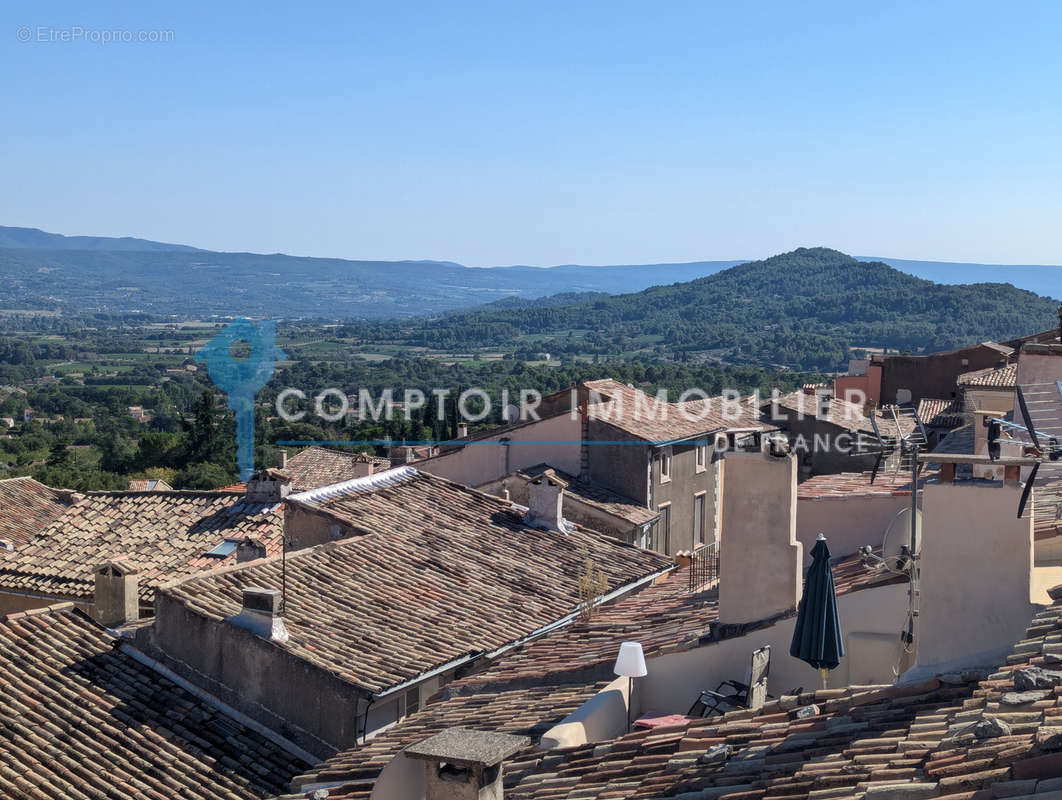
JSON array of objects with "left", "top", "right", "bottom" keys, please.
[
  {"left": 695, "top": 443, "right": 707, "bottom": 472},
  {"left": 658, "top": 503, "right": 672, "bottom": 554},
  {"left": 693, "top": 492, "right": 706, "bottom": 546},
  {"left": 659, "top": 448, "right": 672, "bottom": 483}
]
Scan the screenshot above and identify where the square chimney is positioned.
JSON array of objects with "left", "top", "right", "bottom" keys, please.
[
  {"left": 226, "top": 587, "right": 289, "bottom": 642},
  {"left": 245, "top": 469, "right": 291, "bottom": 504},
  {"left": 525, "top": 469, "right": 567, "bottom": 532},
  {"left": 93, "top": 556, "right": 139, "bottom": 627},
  {"left": 351, "top": 452, "right": 376, "bottom": 477},
  {"left": 405, "top": 728, "right": 530, "bottom": 800}
]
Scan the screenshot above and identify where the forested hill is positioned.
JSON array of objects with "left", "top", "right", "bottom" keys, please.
[{"left": 404, "top": 248, "right": 1060, "bottom": 370}]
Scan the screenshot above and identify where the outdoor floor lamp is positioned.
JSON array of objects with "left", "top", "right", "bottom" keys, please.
[{"left": 614, "top": 641, "right": 647, "bottom": 732}]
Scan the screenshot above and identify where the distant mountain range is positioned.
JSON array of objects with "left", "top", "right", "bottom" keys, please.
[
  {"left": 400, "top": 248, "right": 1059, "bottom": 370},
  {"left": 0, "top": 226, "right": 1057, "bottom": 319}
]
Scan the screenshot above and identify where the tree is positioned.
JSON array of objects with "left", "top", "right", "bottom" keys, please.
[{"left": 173, "top": 461, "right": 233, "bottom": 490}]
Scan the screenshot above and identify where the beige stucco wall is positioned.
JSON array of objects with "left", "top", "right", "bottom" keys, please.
[
  {"left": 718, "top": 451, "right": 802, "bottom": 625},
  {"left": 418, "top": 413, "right": 582, "bottom": 488},
  {"left": 797, "top": 493, "right": 913, "bottom": 562},
  {"left": 641, "top": 581, "right": 911, "bottom": 716},
  {"left": 915, "top": 480, "right": 1038, "bottom": 676},
  {"left": 538, "top": 675, "right": 632, "bottom": 749},
  {"left": 963, "top": 387, "right": 1013, "bottom": 415}
]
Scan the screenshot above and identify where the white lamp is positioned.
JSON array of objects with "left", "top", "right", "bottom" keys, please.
[{"left": 614, "top": 641, "right": 647, "bottom": 731}]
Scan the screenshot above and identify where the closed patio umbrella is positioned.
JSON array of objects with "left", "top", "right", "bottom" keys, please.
[{"left": 790, "top": 533, "right": 845, "bottom": 688}]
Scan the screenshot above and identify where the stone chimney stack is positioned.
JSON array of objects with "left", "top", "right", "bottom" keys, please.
[
  {"left": 718, "top": 451, "right": 802, "bottom": 625},
  {"left": 457, "top": 422, "right": 469, "bottom": 439},
  {"left": 226, "top": 587, "right": 289, "bottom": 642},
  {"left": 406, "top": 728, "right": 530, "bottom": 800},
  {"left": 911, "top": 478, "right": 1037, "bottom": 679},
  {"left": 526, "top": 469, "right": 567, "bottom": 531},
  {"left": 93, "top": 557, "right": 139, "bottom": 627},
  {"left": 244, "top": 469, "right": 291, "bottom": 504},
  {"left": 278, "top": 450, "right": 288, "bottom": 470},
  {"left": 351, "top": 452, "right": 376, "bottom": 478},
  {"left": 236, "top": 537, "right": 268, "bottom": 563}
]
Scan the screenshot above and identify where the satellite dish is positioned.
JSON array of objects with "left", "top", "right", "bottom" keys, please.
[
  {"left": 503, "top": 404, "right": 520, "bottom": 423},
  {"left": 882, "top": 506, "right": 921, "bottom": 572}
]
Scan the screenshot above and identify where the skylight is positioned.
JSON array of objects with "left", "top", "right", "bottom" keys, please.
[{"left": 204, "top": 539, "right": 240, "bottom": 558}]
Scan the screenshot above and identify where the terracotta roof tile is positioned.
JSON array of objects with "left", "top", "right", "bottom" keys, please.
[
  {"left": 918, "top": 398, "right": 967, "bottom": 429},
  {"left": 767, "top": 393, "right": 919, "bottom": 438},
  {"left": 283, "top": 446, "right": 392, "bottom": 491},
  {"left": 959, "top": 363, "right": 1018, "bottom": 388},
  {"left": 160, "top": 469, "right": 673, "bottom": 695},
  {"left": 514, "top": 464, "right": 659, "bottom": 526},
  {"left": 798, "top": 469, "right": 937, "bottom": 500},
  {"left": 479, "top": 584, "right": 1062, "bottom": 800},
  {"left": 0, "top": 490, "right": 284, "bottom": 603},
  {"left": 584, "top": 379, "right": 777, "bottom": 443},
  {"left": 0, "top": 476, "right": 76, "bottom": 548},
  {"left": 0, "top": 605, "right": 309, "bottom": 799},
  {"left": 279, "top": 555, "right": 905, "bottom": 800},
  {"left": 126, "top": 477, "right": 173, "bottom": 491}
]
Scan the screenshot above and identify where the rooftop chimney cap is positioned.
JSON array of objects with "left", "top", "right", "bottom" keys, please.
[
  {"left": 404, "top": 728, "right": 530, "bottom": 769},
  {"left": 226, "top": 586, "right": 289, "bottom": 642},
  {"left": 531, "top": 468, "right": 568, "bottom": 489},
  {"left": 94, "top": 556, "right": 137, "bottom": 576}
]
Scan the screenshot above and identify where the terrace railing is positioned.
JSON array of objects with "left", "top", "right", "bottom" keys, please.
[{"left": 688, "top": 540, "right": 719, "bottom": 592}]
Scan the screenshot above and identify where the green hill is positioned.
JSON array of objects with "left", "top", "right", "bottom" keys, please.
[{"left": 401, "top": 248, "right": 1059, "bottom": 370}]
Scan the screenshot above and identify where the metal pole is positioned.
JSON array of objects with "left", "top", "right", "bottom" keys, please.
[{"left": 627, "top": 676, "right": 633, "bottom": 732}]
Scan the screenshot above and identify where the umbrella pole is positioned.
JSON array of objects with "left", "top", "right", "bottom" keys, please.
[{"left": 820, "top": 668, "right": 829, "bottom": 689}]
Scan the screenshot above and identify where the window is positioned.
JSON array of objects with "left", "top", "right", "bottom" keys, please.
[
  {"left": 204, "top": 539, "right": 240, "bottom": 558},
  {"left": 695, "top": 444, "right": 707, "bottom": 473},
  {"left": 658, "top": 503, "right": 672, "bottom": 554},
  {"left": 693, "top": 492, "right": 706, "bottom": 546},
  {"left": 400, "top": 686, "right": 420, "bottom": 719},
  {"left": 659, "top": 448, "right": 672, "bottom": 483}
]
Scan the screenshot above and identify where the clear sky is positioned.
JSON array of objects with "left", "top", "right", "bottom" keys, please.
[{"left": 3, "top": 1, "right": 1062, "bottom": 267}]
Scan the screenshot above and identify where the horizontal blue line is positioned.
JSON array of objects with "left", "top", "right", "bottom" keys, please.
[{"left": 274, "top": 439, "right": 719, "bottom": 447}]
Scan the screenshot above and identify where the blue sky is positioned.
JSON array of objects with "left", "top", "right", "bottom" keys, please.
[{"left": 3, "top": 1, "right": 1062, "bottom": 267}]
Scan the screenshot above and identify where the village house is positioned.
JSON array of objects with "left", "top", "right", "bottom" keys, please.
[
  {"left": 0, "top": 603, "right": 312, "bottom": 800},
  {"left": 0, "top": 475, "right": 78, "bottom": 550},
  {"left": 763, "top": 389, "right": 920, "bottom": 477},
  {"left": 419, "top": 378, "right": 775, "bottom": 556},
  {"left": 0, "top": 473, "right": 285, "bottom": 618},
  {"left": 280, "top": 445, "right": 393, "bottom": 490},
  {"left": 133, "top": 467, "right": 672, "bottom": 755}
]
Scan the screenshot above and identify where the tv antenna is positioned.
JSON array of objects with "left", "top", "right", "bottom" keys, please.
[
  {"left": 858, "top": 403, "right": 928, "bottom": 656},
  {"left": 858, "top": 404, "right": 929, "bottom": 484},
  {"left": 985, "top": 381, "right": 1062, "bottom": 518}
]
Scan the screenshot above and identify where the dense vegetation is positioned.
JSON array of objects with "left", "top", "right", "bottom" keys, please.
[
  {"left": 385, "top": 248, "right": 1060, "bottom": 370},
  {"left": 0, "top": 312, "right": 824, "bottom": 491}
]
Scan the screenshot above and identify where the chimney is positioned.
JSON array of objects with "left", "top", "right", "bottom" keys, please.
[
  {"left": 911, "top": 478, "right": 1036, "bottom": 679},
  {"left": 525, "top": 469, "right": 567, "bottom": 532},
  {"left": 93, "top": 557, "right": 139, "bottom": 627},
  {"left": 245, "top": 468, "right": 291, "bottom": 504},
  {"left": 351, "top": 452, "right": 376, "bottom": 478},
  {"left": 278, "top": 450, "right": 288, "bottom": 470},
  {"left": 457, "top": 422, "right": 469, "bottom": 439},
  {"left": 236, "top": 537, "right": 268, "bottom": 563},
  {"left": 226, "top": 587, "right": 289, "bottom": 642},
  {"left": 718, "top": 451, "right": 802, "bottom": 625},
  {"left": 405, "top": 728, "right": 529, "bottom": 800}
]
